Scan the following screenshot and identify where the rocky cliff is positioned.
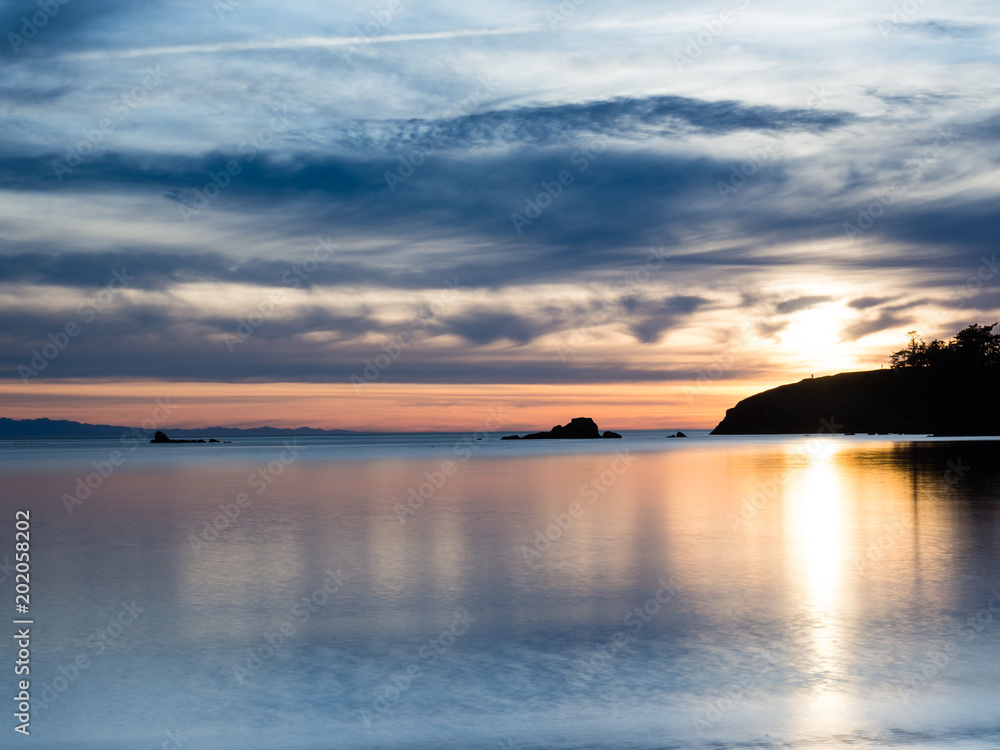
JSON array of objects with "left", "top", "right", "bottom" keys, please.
[{"left": 711, "top": 368, "right": 1000, "bottom": 435}]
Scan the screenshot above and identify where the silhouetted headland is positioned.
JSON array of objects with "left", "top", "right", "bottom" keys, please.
[
  {"left": 502, "top": 417, "right": 622, "bottom": 440},
  {"left": 713, "top": 323, "right": 1000, "bottom": 435}
]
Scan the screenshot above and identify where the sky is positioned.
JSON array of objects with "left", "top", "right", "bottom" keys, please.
[{"left": 1, "top": 0, "right": 999, "bottom": 431}]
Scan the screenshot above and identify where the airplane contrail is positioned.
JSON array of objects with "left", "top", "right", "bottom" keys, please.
[{"left": 60, "top": 26, "right": 540, "bottom": 61}]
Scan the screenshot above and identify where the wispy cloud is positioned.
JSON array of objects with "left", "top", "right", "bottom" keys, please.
[{"left": 58, "top": 27, "right": 540, "bottom": 61}]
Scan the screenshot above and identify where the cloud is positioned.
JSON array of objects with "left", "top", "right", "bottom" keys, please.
[
  {"left": 0, "top": 299, "right": 762, "bottom": 384},
  {"left": 1, "top": 0, "right": 999, "bottom": 395},
  {"left": 335, "top": 94, "right": 855, "bottom": 153},
  {"left": 0, "top": 0, "right": 141, "bottom": 60},
  {"left": 439, "top": 308, "right": 557, "bottom": 345},
  {"left": 848, "top": 296, "right": 892, "bottom": 310},
  {"left": 840, "top": 313, "right": 909, "bottom": 342},
  {"left": 775, "top": 295, "right": 836, "bottom": 315},
  {"left": 0, "top": 251, "right": 385, "bottom": 291},
  {"left": 57, "top": 27, "right": 540, "bottom": 62},
  {"left": 907, "top": 20, "right": 987, "bottom": 37},
  {"left": 628, "top": 295, "right": 709, "bottom": 343}
]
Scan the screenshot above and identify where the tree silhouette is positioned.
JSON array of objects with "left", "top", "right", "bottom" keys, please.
[{"left": 889, "top": 322, "right": 999, "bottom": 372}]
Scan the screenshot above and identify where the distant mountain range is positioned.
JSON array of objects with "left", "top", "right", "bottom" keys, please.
[{"left": 0, "top": 417, "right": 359, "bottom": 439}]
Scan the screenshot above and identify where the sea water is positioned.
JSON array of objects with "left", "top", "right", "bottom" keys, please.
[{"left": 0, "top": 431, "right": 998, "bottom": 749}]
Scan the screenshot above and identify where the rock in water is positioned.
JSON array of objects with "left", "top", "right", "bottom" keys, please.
[
  {"left": 523, "top": 417, "right": 601, "bottom": 439},
  {"left": 150, "top": 430, "right": 208, "bottom": 444},
  {"left": 505, "top": 417, "right": 619, "bottom": 440}
]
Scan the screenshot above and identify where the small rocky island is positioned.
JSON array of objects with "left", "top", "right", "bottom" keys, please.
[
  {"left": 501, "top": 417, "right": 622, "bottom": 440},
  {"left": 150, "top": 430, "right": 223, "bottom": 444}
]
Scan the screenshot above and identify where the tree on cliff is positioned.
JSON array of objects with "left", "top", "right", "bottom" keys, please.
[{"left": 890, "top": 322, "right": 999, "bottom": 372}]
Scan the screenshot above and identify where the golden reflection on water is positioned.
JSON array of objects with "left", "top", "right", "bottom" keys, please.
[
  {"left": 783, "top": 440, "right": 850, "bottom": 729},
  {"left": 8, "top": 436, "right": 1000, "bottom": 747},
  {"left": 128, "top": 438, "right": 978, "bottom": 693}
]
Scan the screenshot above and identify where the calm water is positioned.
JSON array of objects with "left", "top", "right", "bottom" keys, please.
[{"left": 1, "top": 432, "right": 999, "bottom": 749}]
